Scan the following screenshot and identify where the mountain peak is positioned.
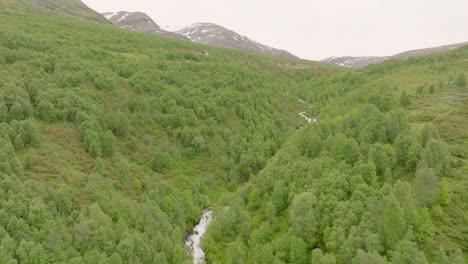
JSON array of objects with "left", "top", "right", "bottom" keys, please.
[
  {"left": 175, "top": 22, "right": 297, "bottom": 58},
  {"left": 102, "top": 11, "right": 298, "bottom": 58},
  {"left": 101, "top": 11, "right": 188, "bottom": 40}
]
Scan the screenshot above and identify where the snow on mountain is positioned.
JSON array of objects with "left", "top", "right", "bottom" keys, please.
[
  {"left": 102, "top": 12, "right": 298, "bottom": 59},
  {"left": 101, "top": 11, "right": 189, "bottom": 41},
  {"left": 176, "top": 23, "right": 298, "bottom": 58},
  {"left": 320, "top": 42, "right": 468, "bottom": 68},
  {"left": 320, "top": 56, "right": 388, "bottom": 69}
]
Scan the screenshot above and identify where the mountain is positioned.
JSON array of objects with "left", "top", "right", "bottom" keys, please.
[
  {"left": 102, "top": 11, "right": 298, "bottom": 59},
  {"left": 102, "top": 11, "right": 189, "bottom": 40},
  {"left": 321, "top": 41, "right": 468, "bottom": 68},
  {"left": 0, "top": 4, "right": 330, "bottom": 263},
  {"left": 320, "top": 56, "right": 388, "bottom": 68},
  {"left": 0, "top": 0, "right": 110, "bottom": 24},
  {"left": 392, "top": 41, "right": 468, "bottom": 59},
  {"left": 175, "top": 23, "right": 298, "bottom": 58},
  {"left": 1, "top": 2, "right": 466, "bottom": 264}
]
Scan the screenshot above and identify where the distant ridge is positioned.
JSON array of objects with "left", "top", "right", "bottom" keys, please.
[
  {"left": 0, "top": 0, "right": 110, "bottom": 24},
  {"left": 320, "top": 41, "right": 468, "bottom": 68},
  {"left": 102, "top": 11, "right": 189, "bottom": 41},
  {"left": 102, "top": 11, "right": 298, "bottom": 59},
  {"left": 175, "top": 23, "right": 298, "bottom": 59}
]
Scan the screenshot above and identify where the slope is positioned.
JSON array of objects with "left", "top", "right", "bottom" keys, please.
[
  {"left": 0, "top": 5, "right": 334, "bottom": 264},
  {"left": 102, "top": 11, "right": 189, "bottom": 41},
  {"left": 204, "top": 47, "right": 468, "bottom": 263},
  {"left": 0, "top": 0, "right": 110, "bottom": 24},
  {"left": 176, "top": 23, "right": 298, "bottom": 59},
  {"left": 321, "top": 41, "right": 468, "bottom": 68}
]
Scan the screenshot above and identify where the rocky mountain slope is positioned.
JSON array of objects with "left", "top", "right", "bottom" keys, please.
[
  {"left": 103, "top": 11, "right": 298, "bottom": 58},
  {"left": 321, "top": 41, "right": 468, "bottom": 68},
  {"left": 174, "top": 23, "right": 298, "bottom": 58},
  {"left": 0, "top": 0, "right": 110, "bottom": 24},
  {"left": 102, "top": 11, "right": 189, "bottom": 40},
  {"left": 320, "top": 56, "right": 388, "bottom": 68}
]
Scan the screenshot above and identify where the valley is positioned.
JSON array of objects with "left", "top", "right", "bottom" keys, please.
[{"left": 0, "top": 1, "right": 466, "bottom": 264}]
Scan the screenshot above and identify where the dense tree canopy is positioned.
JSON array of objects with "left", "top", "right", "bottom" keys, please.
[{"left": 0, "top": 3, "right": 466, "bottom": 264}]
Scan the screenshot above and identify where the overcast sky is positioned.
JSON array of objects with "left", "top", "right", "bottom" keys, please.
[{"left": 82, "top": 0, "right": 468, "bottom": 60}]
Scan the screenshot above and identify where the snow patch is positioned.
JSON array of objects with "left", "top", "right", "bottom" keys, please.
[
  {"left": 117, "top": 13, "right": 129, "bottom": 22},
  {"left": 103, "top": 12, "right": 117, "bottom": 20}
]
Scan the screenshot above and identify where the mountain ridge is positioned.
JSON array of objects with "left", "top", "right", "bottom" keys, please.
[
  {"left": 175, "top": 22, "right": 298, "bottom": 59},
  {"left": 0, "top": 0, "right": 110, "bottom": 24},
  {"left": 102, "top": 11, "right": 298, "bottom": 59},
  {"left": 102, "top": 11, "right": 189, "bottom": 41},
  {"left": 320, "top": 41, "right": 468, "bottom": 68}
]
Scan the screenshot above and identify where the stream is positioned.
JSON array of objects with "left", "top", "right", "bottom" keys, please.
[
  {"left": 185, "top": 99, "right": 315, "bottom": 263},
  {"left": 298, "top": 99, "right": 317, "bottom": 123},
  {"left": 185, "top": 208, "right": 213, "bottom": 264}
]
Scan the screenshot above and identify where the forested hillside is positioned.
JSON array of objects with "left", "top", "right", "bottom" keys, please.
[
  {"left": 0, "top": 6, "right": 335, "bottom": 264},
  {"left": 203, "top": 49, "right": 468, "bottom": 263},
  {"left": 0, "top": 3, "right": 466, "bottom": 264}
]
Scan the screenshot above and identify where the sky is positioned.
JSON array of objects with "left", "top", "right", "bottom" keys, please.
[{"left": 82, "top": 0, "right": 468, "bottom": 60}]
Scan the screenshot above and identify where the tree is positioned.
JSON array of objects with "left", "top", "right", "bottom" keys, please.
[
  {"left": 399, "top": 90, "right": 410, "bottom": 107},
  {"left": 354, "top": 160, "right": 377, "bottom": 186},
  {"left": 392, "top": 181, "right": 417, "bottom": 224},
  {"left": 36, "top": 100, "right": 57, "bottom": 122},
  {"left": 0, "top": 103, "right": 7, "bottom": 122},
  {"left": 302, "top": 134, "right": 323, "bottom": 158},
  {"left": 422, "top": 140, "right": 449, "bottom": 175},
  {"left": 150, "top": 152, "right": 172, "bottom": 172},
  {"left": 252, "top": 244, "right": 275, "bottom": 264},
  {"left": 289, "top": 236, "right": 308, "bottom": 264},
  {"left": 437, "top": 178, "right": 451, "bottom": 206},
  {"left": 115, "top": 218, "right": 128, "bottom": 242},
  {"left": 391, "top": 240, "right": 428, "bottom": 264},
  {"left": 191, "top": 136, "right": 205, "bottom": 153},
  {"left": 420, "top": 125, "right": 439, "bottom": 147},
  {"left": 106, "top": 253, "right": 123, "bottom": 264},
  {"left": 290, "top": 192, "right": 317, "bottom": 244},
  {"left": 226, "top": 240, "right": 246, "bottom": 264},
  {"left": 414, "top": 168, "right": 438, "bottom": 207},
  {"left": 352, "top": 250, "right": 388, "bottom": 264},
  {"left": 0, "top": 249, "right": 17, "bottom": 264},
  {"left": 455, "top": 73, "right": 466, "bottom": 87},
  {"left": 16, "top": 240, "right": 47, "bottom": 264},
  {"left": 7, "top": 102, "right": 25, "bottom": 122},
  {"left": 101, "top": 130, "right": 116, "bottom": 156},
  {"left": 395, "top": 134, "right": 421, "bottom": 168},
  {"left": 14, "top": 134, "right": 24, "bottom": 150},
  {"left": 247, "top": 188, "right": 262, "bottom": 211},
  {"left": 384, "top": 168, "right": 393, "bottom": 183},
  {"left": 311, "top": 248, "right": 324, "bottom": 264},
  {"left": 107, "top": 113, "right": 129, "bottom": 136},
  {"left": 117, "top": 160, "right": 130, "bottom": 183},
  {"left": 383, "top": 197, "right": 406, "bottom": 249},
  {"left": 88, "top": 140, "right": 102, "bottom": 158},
  {"left": 320, "top": 254, "right": 337, "bottom": 264},
  {"left": 414, "top": 208, "right": 434, "bottom": 242}
]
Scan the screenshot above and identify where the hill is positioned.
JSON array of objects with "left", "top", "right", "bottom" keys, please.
[
  {"left": 321, "top": 42, "right": 468, "bottom": 68},
  {"left": 175, "top": 23, "right": 298, "bottom": 59},
  {"left": 101, "top": 10, "right": 298, "bottom": 59},
  {"left": 0, "top": 0, "right": 109, "bottom": 24},
  {"left": 0, "top": 3, "right": 466, "bottom": 264},
  {"left": 204, "top": 47, "right": 468, "bottom": 262},
  {"left": 102, "top": 11, "right": 189, "bottom": 41},
  {"left": 0, "top": 5, "right": 332, "bottom": 263}
]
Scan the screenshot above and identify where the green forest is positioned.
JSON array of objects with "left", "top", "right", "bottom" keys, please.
[{"left": 0, "top": 3, "right": 467, "bottom": 264}]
